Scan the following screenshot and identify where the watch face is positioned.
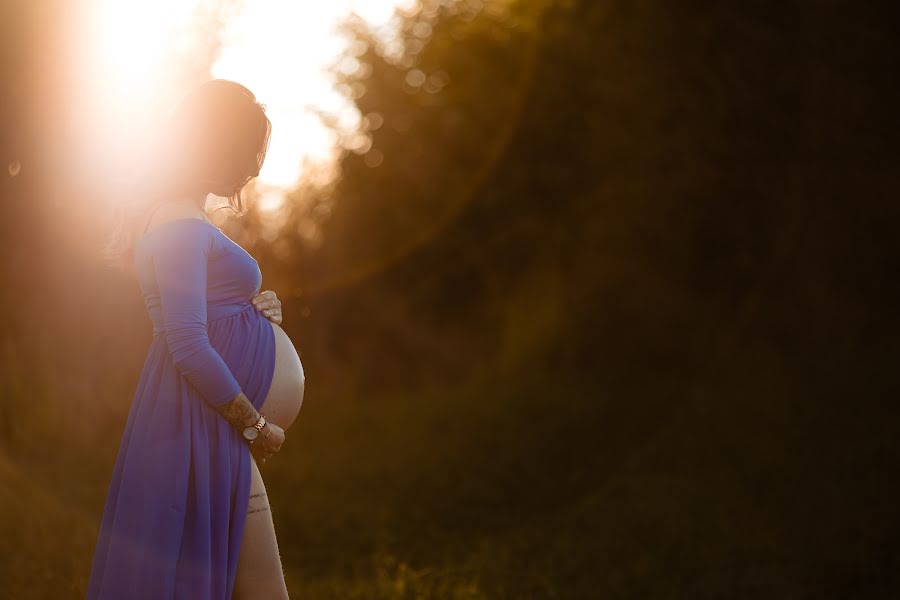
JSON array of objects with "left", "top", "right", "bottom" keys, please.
[{"left": 243, "top": 427, "right": 259, "bottom": 441}]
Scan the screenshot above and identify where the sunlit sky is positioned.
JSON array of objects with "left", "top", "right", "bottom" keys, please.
[{"left": 84, "top": 0, "right": 419, "bottom": 206}]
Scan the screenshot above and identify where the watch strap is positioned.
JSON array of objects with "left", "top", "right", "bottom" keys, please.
[{"left": 252, "top": 414, "right": 266, "bottom": 432}]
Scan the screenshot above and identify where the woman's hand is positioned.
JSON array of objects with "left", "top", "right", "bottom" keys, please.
[
  {"left": 252, "top": 290, "right": 282, "bottom": 325},
  {"left": 250, "top": 421, "right": 286, "bottom": 465}
]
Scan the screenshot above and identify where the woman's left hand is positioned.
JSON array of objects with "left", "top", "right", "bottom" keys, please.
[{"left": 252, "top": 290, "right": 282, "bottom": 325}]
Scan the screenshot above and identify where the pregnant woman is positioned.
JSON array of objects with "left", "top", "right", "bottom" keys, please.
[{"left": 86, "top": 80, "right": 305, "bottom": 599}]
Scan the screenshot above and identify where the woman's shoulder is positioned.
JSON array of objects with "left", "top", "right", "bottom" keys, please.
[
  {"left": 137, "top": 201, "right": 218, "bottom": 242},
  {"left": 135, "top": 218, "right": 219, "bottom": 255},
  {"left": 146, "top": 199, "right": 206, "bottom": 229},
  {"left": 138, "top": 217, "right": 215, "bottom": 239}
]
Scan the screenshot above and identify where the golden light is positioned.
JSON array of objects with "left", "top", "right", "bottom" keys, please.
[
  {"left": 93, "top": 0, "right": 195, "bottom": 87},
  {"left": 211, "top": 0, "right": 420, "bottom": 205},
  {"left": 78, "top": 0, "right": 422, "bottom": 209}
]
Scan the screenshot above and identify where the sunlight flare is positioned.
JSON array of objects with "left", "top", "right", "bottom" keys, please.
[{"left": 82, "top": 0, "right": 421, "bottom": 204}]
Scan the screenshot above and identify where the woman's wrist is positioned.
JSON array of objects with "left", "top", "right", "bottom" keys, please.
[{"left": 215, "top": 391, "right": 260, "bottom": 431}]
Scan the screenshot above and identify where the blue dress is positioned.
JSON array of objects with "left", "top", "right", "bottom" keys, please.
[{"left": 86, "top": 218, "right": 276, "bottom": 599}]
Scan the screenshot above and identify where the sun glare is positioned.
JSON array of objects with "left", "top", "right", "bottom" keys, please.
[
  {"left": 83, "top": 0, "right": 422, "bottom": 208},
  {"left": 94, "top": 0, "right": 194, "bottom": 85}
]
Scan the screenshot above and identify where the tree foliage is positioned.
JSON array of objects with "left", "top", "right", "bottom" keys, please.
[{"left": 2, "top": 0, "right": 899, "bottom": 596}]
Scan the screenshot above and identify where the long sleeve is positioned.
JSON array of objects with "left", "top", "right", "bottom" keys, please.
[{"left": 151, "top": 222, "right": 242, "bottom": 408}]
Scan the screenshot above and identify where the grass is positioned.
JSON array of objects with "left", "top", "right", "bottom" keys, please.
[{"left": 2, "top": 323, "right": 899, "bottom": 598}]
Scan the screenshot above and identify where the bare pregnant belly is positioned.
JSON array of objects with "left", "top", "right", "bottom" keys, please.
[{"left": 260, "top": 322, "right": 305, "bottom": 430}]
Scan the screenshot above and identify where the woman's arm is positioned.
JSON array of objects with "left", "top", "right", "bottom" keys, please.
[
  {"left": 153, "top": 222, "right": 260, "bottom": 430},
  {"left": 216, "top": 392, "right": 261, "bottom": 431}
]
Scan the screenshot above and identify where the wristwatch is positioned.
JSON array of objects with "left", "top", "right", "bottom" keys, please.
[{"left": 242, "top": 414, "right": 267, "bottom": 444}]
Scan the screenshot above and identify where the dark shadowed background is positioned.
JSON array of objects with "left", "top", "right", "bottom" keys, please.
[{"left": 2, "top": 0, "right": 899, "bottom": 597}]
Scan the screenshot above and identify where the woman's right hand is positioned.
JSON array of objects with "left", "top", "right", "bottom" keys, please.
[{"left": 250, "top": 421, "right": 285, "bottom": 465}]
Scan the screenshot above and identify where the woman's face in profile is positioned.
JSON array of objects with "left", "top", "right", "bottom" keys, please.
[
  {"left": 159, "top": 79, "right": 271, "bottom": 200},
  {"left": 207, "top": 177, "right": 243, "bottom": 199},
  {"left": 204, "top": 153, "right": 262, "bottom": 198}
]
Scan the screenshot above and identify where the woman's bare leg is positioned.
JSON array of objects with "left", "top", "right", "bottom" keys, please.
[{"left": 233, "top": 457, "right": 289, "bottom": 599}]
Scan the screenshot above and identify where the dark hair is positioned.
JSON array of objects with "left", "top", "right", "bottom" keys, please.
[{"left": 104, "top": 79, "right": 272, "bottom": 272}]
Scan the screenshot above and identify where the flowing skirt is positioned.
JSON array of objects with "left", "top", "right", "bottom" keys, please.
[{"left": 86, "top": 303, "right": 275, "bottom": 599}]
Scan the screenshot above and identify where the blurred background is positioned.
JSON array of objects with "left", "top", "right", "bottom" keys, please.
[{"left": 2, "top": 0, "right": 899, "bottom": 597}]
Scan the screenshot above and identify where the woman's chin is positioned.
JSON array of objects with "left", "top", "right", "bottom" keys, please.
[{"left": 208, "top": 187, "right": 236, "bottom": 198}]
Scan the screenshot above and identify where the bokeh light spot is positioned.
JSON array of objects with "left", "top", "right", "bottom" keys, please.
[
  {"left": 405, "top": 69, "right": 427, "bottom": 87},
  {"left": 364, "top": 149, "right": 384, "bottom": 167}
]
